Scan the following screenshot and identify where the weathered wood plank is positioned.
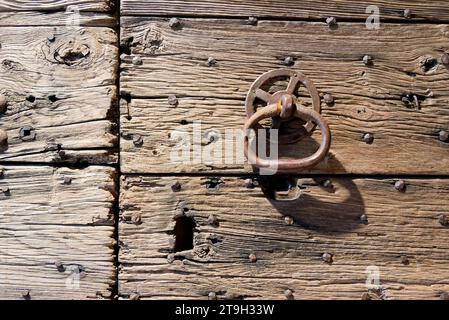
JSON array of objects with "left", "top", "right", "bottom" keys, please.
[
  {"left": 121, "top": 18, "right": 449, "bottom": 100},
  {"left": 119, "top": 175, "right": 449, "bottom": 300},
  {"left": 0, "top": 165, "right": 116, "bottom": 299},
  {"left": 0, "top": 26, "right": 118, "bottom": 164},
  {"left": 0, "top": 12, "right": 116, "bottom": 27},
  {"left": 0, "top": 1, "right": 113, "bottom": 12},
  {"left": 120, "top": 18, "right": 449, "bottom": 174},
  {"left": 121, "top": 0, "right": 449, "bottom": 22},
  {"left": 120, "top": 97, "right": 449, "bottom": 175}
]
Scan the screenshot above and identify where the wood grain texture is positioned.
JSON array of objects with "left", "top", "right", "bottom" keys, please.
[
  {"left": 120, "top": 18, "right": 449, "bottom": 174},
  {"left": 121, "top": 0, "right": 449, "bottom": 22},
  {"left": 0, "top": 26, "right": 118, "bottom": 164},
  {"left": 0, "top": 165, "right": 117, "bottom": 300},
  {"left": 119, "top": 175, "right": 449, "bottom": 300},
  {"left": 0, "top": 0, "right": 113, "bottom": 12},
  {"left": 0, "top": 12, "right": 116, "bottom": 27}
]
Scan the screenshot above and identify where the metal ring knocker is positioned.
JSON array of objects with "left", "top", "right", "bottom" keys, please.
[{"left": 243, "top": 69, "right": 331, "bottom": 172}]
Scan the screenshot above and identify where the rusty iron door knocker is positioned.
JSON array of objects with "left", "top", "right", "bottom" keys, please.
[{"left": 243, "top": 69, "right": 331, "bottom": 172}]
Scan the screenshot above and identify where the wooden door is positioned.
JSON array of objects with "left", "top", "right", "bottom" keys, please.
[
  {"left": 118, "top": 1, "right": 449, "bottom": 300},
  {"left": 1, "top": 0, "right": 449, "bottom": 300},
  {"left": 0, "top": 1, "right": 118, "bottom": 299}
]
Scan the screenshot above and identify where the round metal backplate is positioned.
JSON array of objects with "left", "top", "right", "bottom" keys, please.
[{"left": 245, "top": 69, "right": 321, "bottom": 144}]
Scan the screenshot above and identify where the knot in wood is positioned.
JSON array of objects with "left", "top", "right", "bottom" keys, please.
[
  {"left": 143, "top": 25, "right": 166, "bottom": 55},
  {"left": 55, "top": 43, "right": 90, "bottom": 66},
  {"left": 192, "top": 244, "right": 214, "bottom": 260},
  {"left": 43, "top": 30, "right": 99, "bottom": 67}
]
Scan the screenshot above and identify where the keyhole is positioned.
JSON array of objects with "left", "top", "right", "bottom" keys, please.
[{"left": 174, "top": 216, "right": 195, "bottom": 252}]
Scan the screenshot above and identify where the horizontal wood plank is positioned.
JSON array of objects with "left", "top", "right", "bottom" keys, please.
[
  {"left": 0, "top": 1, "right": 113, "bottom": 12},
  {"left": 0, "top": 12, "right": 116, "bottom": 27},
  {"left": 120, "top": 18, "right": 449, "bottom": 174},
  {"left": 121, "top": 0, "right": 449, "bottom": 22},
  {"left": 0, "top": 26, "right": 118, "bottom": 164},
  {"left": 119, "top": 175, "right": 449, "bottom": 300},
  {"left": 0, "top": 165, "right": 116, "bottom": 299}
]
